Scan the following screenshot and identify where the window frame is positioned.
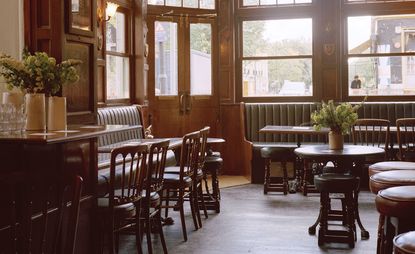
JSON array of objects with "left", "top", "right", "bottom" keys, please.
[
  {"left": 341, "top": 1, "right": 415, "bottom": 102},
  {"left": 235, "top": 3, "right": 318, "bottom": 102},
  {"left": 104, "top": 5, "right": 133, "bottom": 104}
]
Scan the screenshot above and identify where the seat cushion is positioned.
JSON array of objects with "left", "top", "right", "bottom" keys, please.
[
  {"left": 260, "top": 146, "right": 296, "bottom": 159},
  {"left": 368, "top": 161, "right": 415, "bottom": 177},
  {"left": 369, "top": 170, "right": 415, "bottom": 194},
  {"left": 394, "top": 231, "right": 415, "bottom": 254},
  {"left": 376, "top": 186, "right": 415, "bottom": 218},
  {"left": 314, "top": 174, "right": 359, "bottom": 193},
  {"left": 163, "top": 173, "right": 192, "bottom": 188}
]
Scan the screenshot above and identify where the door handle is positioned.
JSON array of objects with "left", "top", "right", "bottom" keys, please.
[
  {"left": 179, "top": 92, "right": 186, "bottom": 114},
  {"left": 185, "top": 92, "right": 192, "bottom": 114}
]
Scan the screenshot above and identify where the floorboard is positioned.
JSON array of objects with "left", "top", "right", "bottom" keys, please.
[{"left": 119, "top": 184, "right": 378, "bottom": 254}]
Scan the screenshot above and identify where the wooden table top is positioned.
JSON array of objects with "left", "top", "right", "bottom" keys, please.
[
  {"left": 98, "top": 137, "right": 225, "bottom": 153},
  {"left": 259, "top": 125, "right": 330, "bottom": 135},
  {"left": 294, "top": 145, "right": 385, "bottom": 159},
  {"left": 0, "top": 125, "right": 141, "bottom": 144}
]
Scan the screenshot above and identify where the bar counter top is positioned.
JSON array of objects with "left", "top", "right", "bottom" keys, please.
[{"left": 0, "top": 124, "right": 140, "bottom": 144}]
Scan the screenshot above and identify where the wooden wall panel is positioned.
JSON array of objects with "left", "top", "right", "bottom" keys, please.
[{"left": 37, "top": 0, "right": 50, "bottom": 27}]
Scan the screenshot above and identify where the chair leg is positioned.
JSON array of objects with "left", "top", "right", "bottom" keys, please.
[
  {"left": 146, "top": 208, "right": 153, "bottom": 254},
  {"left": 108, "top": 218, "right": 115, "bottom": 254},
  {"left": 281, "top": 160, "right": 288, "bottom": 195},
  {"left": 178, "top": 189, "right": 188, "bottom": 241},
  {"left": 193, "top": 183, "right": 203, "bottom": 228},
  {"left": 157, "top": 209, "right": 168, "bottom": 254},
  {"left": 135, "top": 204, "right": 143, "bottom": 254},
  {"left": 264, "top": 158, "right": 271, "bottom": 194},
  {"left": 164, "top": 189, "right": 170, "bottom": 219},
  {"left": 189, "top": 186, "right": 200, "bottom": 230},
  {"left": 199, "top": 182, "right": 208, "bottom": 219}
]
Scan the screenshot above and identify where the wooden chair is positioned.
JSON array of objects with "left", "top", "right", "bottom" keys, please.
[
  {"left": 97, "top": 144, "right": 148, "bottom": 254},
  {"left": 396, "top": 118, "right": 415, "bottom": 161},
  {"left": 352, "top": 118, "right": 390, "bottom": 158},
  {"left": 163, "top": 131, "right": 201, "bottom": 241},
  {"left": 139, "top": 140, "right": 170, "bottom": 254},
  {"left": 0, "top": 172, "right": 83, "bottom": 254}
]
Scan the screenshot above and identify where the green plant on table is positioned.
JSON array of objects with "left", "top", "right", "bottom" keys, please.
[{"left": 311, "top": 99, "right": 365, "bottom": 135}]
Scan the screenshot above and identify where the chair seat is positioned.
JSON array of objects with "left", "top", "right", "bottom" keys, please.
[
  {"left": 260, "top": 146, "right": 296, "bottom": 159},
  {"left": 376, "top": 186, "right": 415, "bottom": 218},
  {"left": 394, "top": 231, "right": 415, "bottom": 254},
  {"left": 314, "top": 174, "right": 359, "bottom": 193},
  {"left": 97, "top": 197, "right": 136, "bottom": 216},
  {"left": 164, "top": 166, "right": 204, "bottom": 177},
  {"left": 163, "top": 173, "right": 192, "bottom": 188},
  {"left": 369, "top": 161, "right": 415, "bottom": 176},
  {"left": 142, "top": 191, "right": 161, "bottom": 207},
  {"left": 369, "top": 170, "right": 415, "bottom": 194}
]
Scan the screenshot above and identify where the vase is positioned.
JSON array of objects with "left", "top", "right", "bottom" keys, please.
[
  {"left": 328, "top": 131, "right": 344, "bottom": 150},
  {"left": 2, "top": 92, "right": 23, "bottom": 108},
  {"left": 25, "top": 93, "right": 46, "bottom": 131},
  {"left": 47, "top": 96, "right": 67, "bottom": 131}
]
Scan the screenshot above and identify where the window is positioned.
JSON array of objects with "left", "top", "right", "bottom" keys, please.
[
  {"left": 148, "top": 0, "right": 214, "bottom": 9},
  {"left": 345, "top": 0, "right": 415, "bottom": 3},
  {"left": 347, "top": 14, "right": 415, "bottom": 96},
  {"left": 242, "top": 0, "right": 312, "bottom": 7},
  {"left": 153, "top": 17, "right": 214, "bottom": 97},
  {"left": 106, "top": 10, "right": 130, "bottom": 100},
  {"left": 241, "top": 19, "right": 313, "bottom": 97}
]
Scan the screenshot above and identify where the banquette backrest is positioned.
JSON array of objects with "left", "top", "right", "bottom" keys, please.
[
  {"left": 97, "top": 105, "right": 145, "bottom": 147},
  {"left": 244, "top": 102, "right": 415, "bottom": 144}
]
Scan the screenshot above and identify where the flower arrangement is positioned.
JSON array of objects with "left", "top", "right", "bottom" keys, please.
[
  {"left": 311, "top": 100, "right": 364, "bottom": 135},
  {"left": 0, "top": 49, "right": 81, "bottom": 96}
]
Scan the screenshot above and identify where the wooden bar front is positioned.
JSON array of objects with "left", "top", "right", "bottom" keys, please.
[{"left": 0, "top": 125, "right": 139, "bottom": 253}]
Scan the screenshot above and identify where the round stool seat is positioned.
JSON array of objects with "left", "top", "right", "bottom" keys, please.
[
  {"left": 314, "top": 174, "right": 359, "bottom": 193},
  {"left": 376, "top": 186, "right": 415, "bottom": 218},
  {"left": 394, "top": 231, "right": 415, "bottom": 254},
  {"left": 204, "top": 156, "right": 223, "bottom": 169},
  {"left": 260, "top": 146, "right": 296, "bottom": 159},
  {"left": 369, "top": 161, "right": 415, "bottom": 177},
  {"left": 369, "top": 170, "right": 415, "bottom": 194}
]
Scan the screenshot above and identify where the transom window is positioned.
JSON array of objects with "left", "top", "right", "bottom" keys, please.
[
  {"left": 241, "top": 18, "right": 313, "bottom": 97},
  {"left": 347, "top": 14, "right": 415, "bottom": 96},
  {"left": 242, "top": 0, "right": 312, "bottom": 7},
  {"left": 345, "top": 0, "right": 415, "bottom": 3},
  {"left": 106, "top": 10, "right": 130, "bottom": 100},
  {"left": 148, "top": 0, "right": 215, "bottom": 9}
]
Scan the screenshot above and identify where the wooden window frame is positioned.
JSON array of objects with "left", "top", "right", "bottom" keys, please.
[
  {"left": 341, "top": 1, "right": 415, "bottom": 102},
  {"left": 104, "top": 4, "right": 134, "bottom": 104},
  {"left": 235, "top": 3, "right": 318, "bottom": 102}
]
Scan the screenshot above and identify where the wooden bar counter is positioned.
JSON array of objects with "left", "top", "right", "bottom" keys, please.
[{"left": 0, "top": 125, "right": 140, "bottom": 253}]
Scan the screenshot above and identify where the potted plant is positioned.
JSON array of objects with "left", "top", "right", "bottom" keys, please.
[
  {"left": 311, "top": 100, "right": 363, "bottom": 150},
  {"left": 0, "top": 49, "right": 81, "bottom": 130}
]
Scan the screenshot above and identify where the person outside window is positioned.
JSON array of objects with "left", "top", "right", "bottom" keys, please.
[{"left": 351, "top": 75, "right": 361, "bottom": 89}]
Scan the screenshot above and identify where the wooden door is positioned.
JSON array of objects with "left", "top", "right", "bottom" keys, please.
[{"left": 148, "top": 15, "right": 219, "bottom": 137}]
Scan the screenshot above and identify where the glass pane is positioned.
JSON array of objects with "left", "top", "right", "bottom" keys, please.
[
  {"left": 348, "top": 15, "right": 415, "bottom": 54},
  {"left": 295, "top": 0, "right": 312, "bottom": 3},
  {"left": 106, "top": 12, "right": 126, "bottom": 53},
  {"left": 261, "top": 0, "right": 276, "bottom": 5},
  {"left": 242, "top": 59, "right": 312, "bottom": 97},
  {"left": 243, "top": 19, "right": 312, "bottom": 57},
  {"left": 166, "top": 0, "right": 181, "bottom": 6},
  {"left": 71, "top": 0, "right": 92, "bottom": 31},
  {"left": 106, "top": 55, "right": 130, "bottom": 99},
  {"left": 148, "top": 0, "right": 164, "bottom": 5},
  {"left": 348, "top": 56, "right": 415, "bottom": 96},
  {"left": 278, "top": 0, "right": 294, "bottom": 4},
  {"left": 200, "top": 0, "right": 215, "bottom": 9},
  {"left": 190, "top": 23, "right": 212, "bottom": 95},
  {"left": 155, "top": 22, "right": 178, "bottom": 96},
  {"left": 184, "top": 0, "right": 198, "bottom": 8},
  {"left": 244, "top": 0, "right": 259, "bottom": 5}
]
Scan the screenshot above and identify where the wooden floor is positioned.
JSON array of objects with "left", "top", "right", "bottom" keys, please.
[{"left": 120, "top": 184, "right": 378, "bottom": 253}]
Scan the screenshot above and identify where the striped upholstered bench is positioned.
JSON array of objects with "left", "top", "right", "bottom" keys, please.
[{"left": 96, "top": 105, "right": 177, "bottom": 196}]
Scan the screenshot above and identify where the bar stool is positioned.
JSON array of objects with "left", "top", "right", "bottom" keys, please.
[
  {"left": 394, "top": 231, "right": 415, "bottom": 254},
  {"left": 369, "top": 169, "right": 415, "bottom": 254},
  {"left": 314, "top": 173, "right": 359, "bottom": 248},
  {"left": 368, "top": 161, "right": 415, "bottom": 177},
  {"left": 202, "top": 155, "right": 223, "bottom": 213},
  {"left": 261, "top": 146, "right": 296, "bottom": 195},
  {"left": 376, "top": 186, "right": 415, "bottom": 254}
]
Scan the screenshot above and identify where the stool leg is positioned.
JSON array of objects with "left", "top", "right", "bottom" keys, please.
[
  {"left": 376, "top": 214, "right": 384, "bottom": 254},
  {"left": 302, "top": 160, "right": 308, "bottom": 196},
  {"left": 264, "top": 158, "right": 271, "bottom": 194},
  {"left": 318, "top": 192, "right": 329, "bottom": 246},
  {"left": 281, "top": 160, "right": 288, "bottom": 195},
  {"left": 345, "top": 192, "right": 355, "bottom": 248},
  {"left": 353, "top": 190, "right": 370, "bottom": 239},
  {"left": 212, "top": 166, "right": 221, "bottom": 213}
]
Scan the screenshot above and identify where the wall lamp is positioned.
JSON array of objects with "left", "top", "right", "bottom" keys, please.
[{"left": 97, "top": 2, "right": 119, "bottom": 27}]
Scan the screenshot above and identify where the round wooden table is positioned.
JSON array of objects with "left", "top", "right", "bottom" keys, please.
[{"left": 295, "top": 144, "right": 385, "bottom": 240}]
